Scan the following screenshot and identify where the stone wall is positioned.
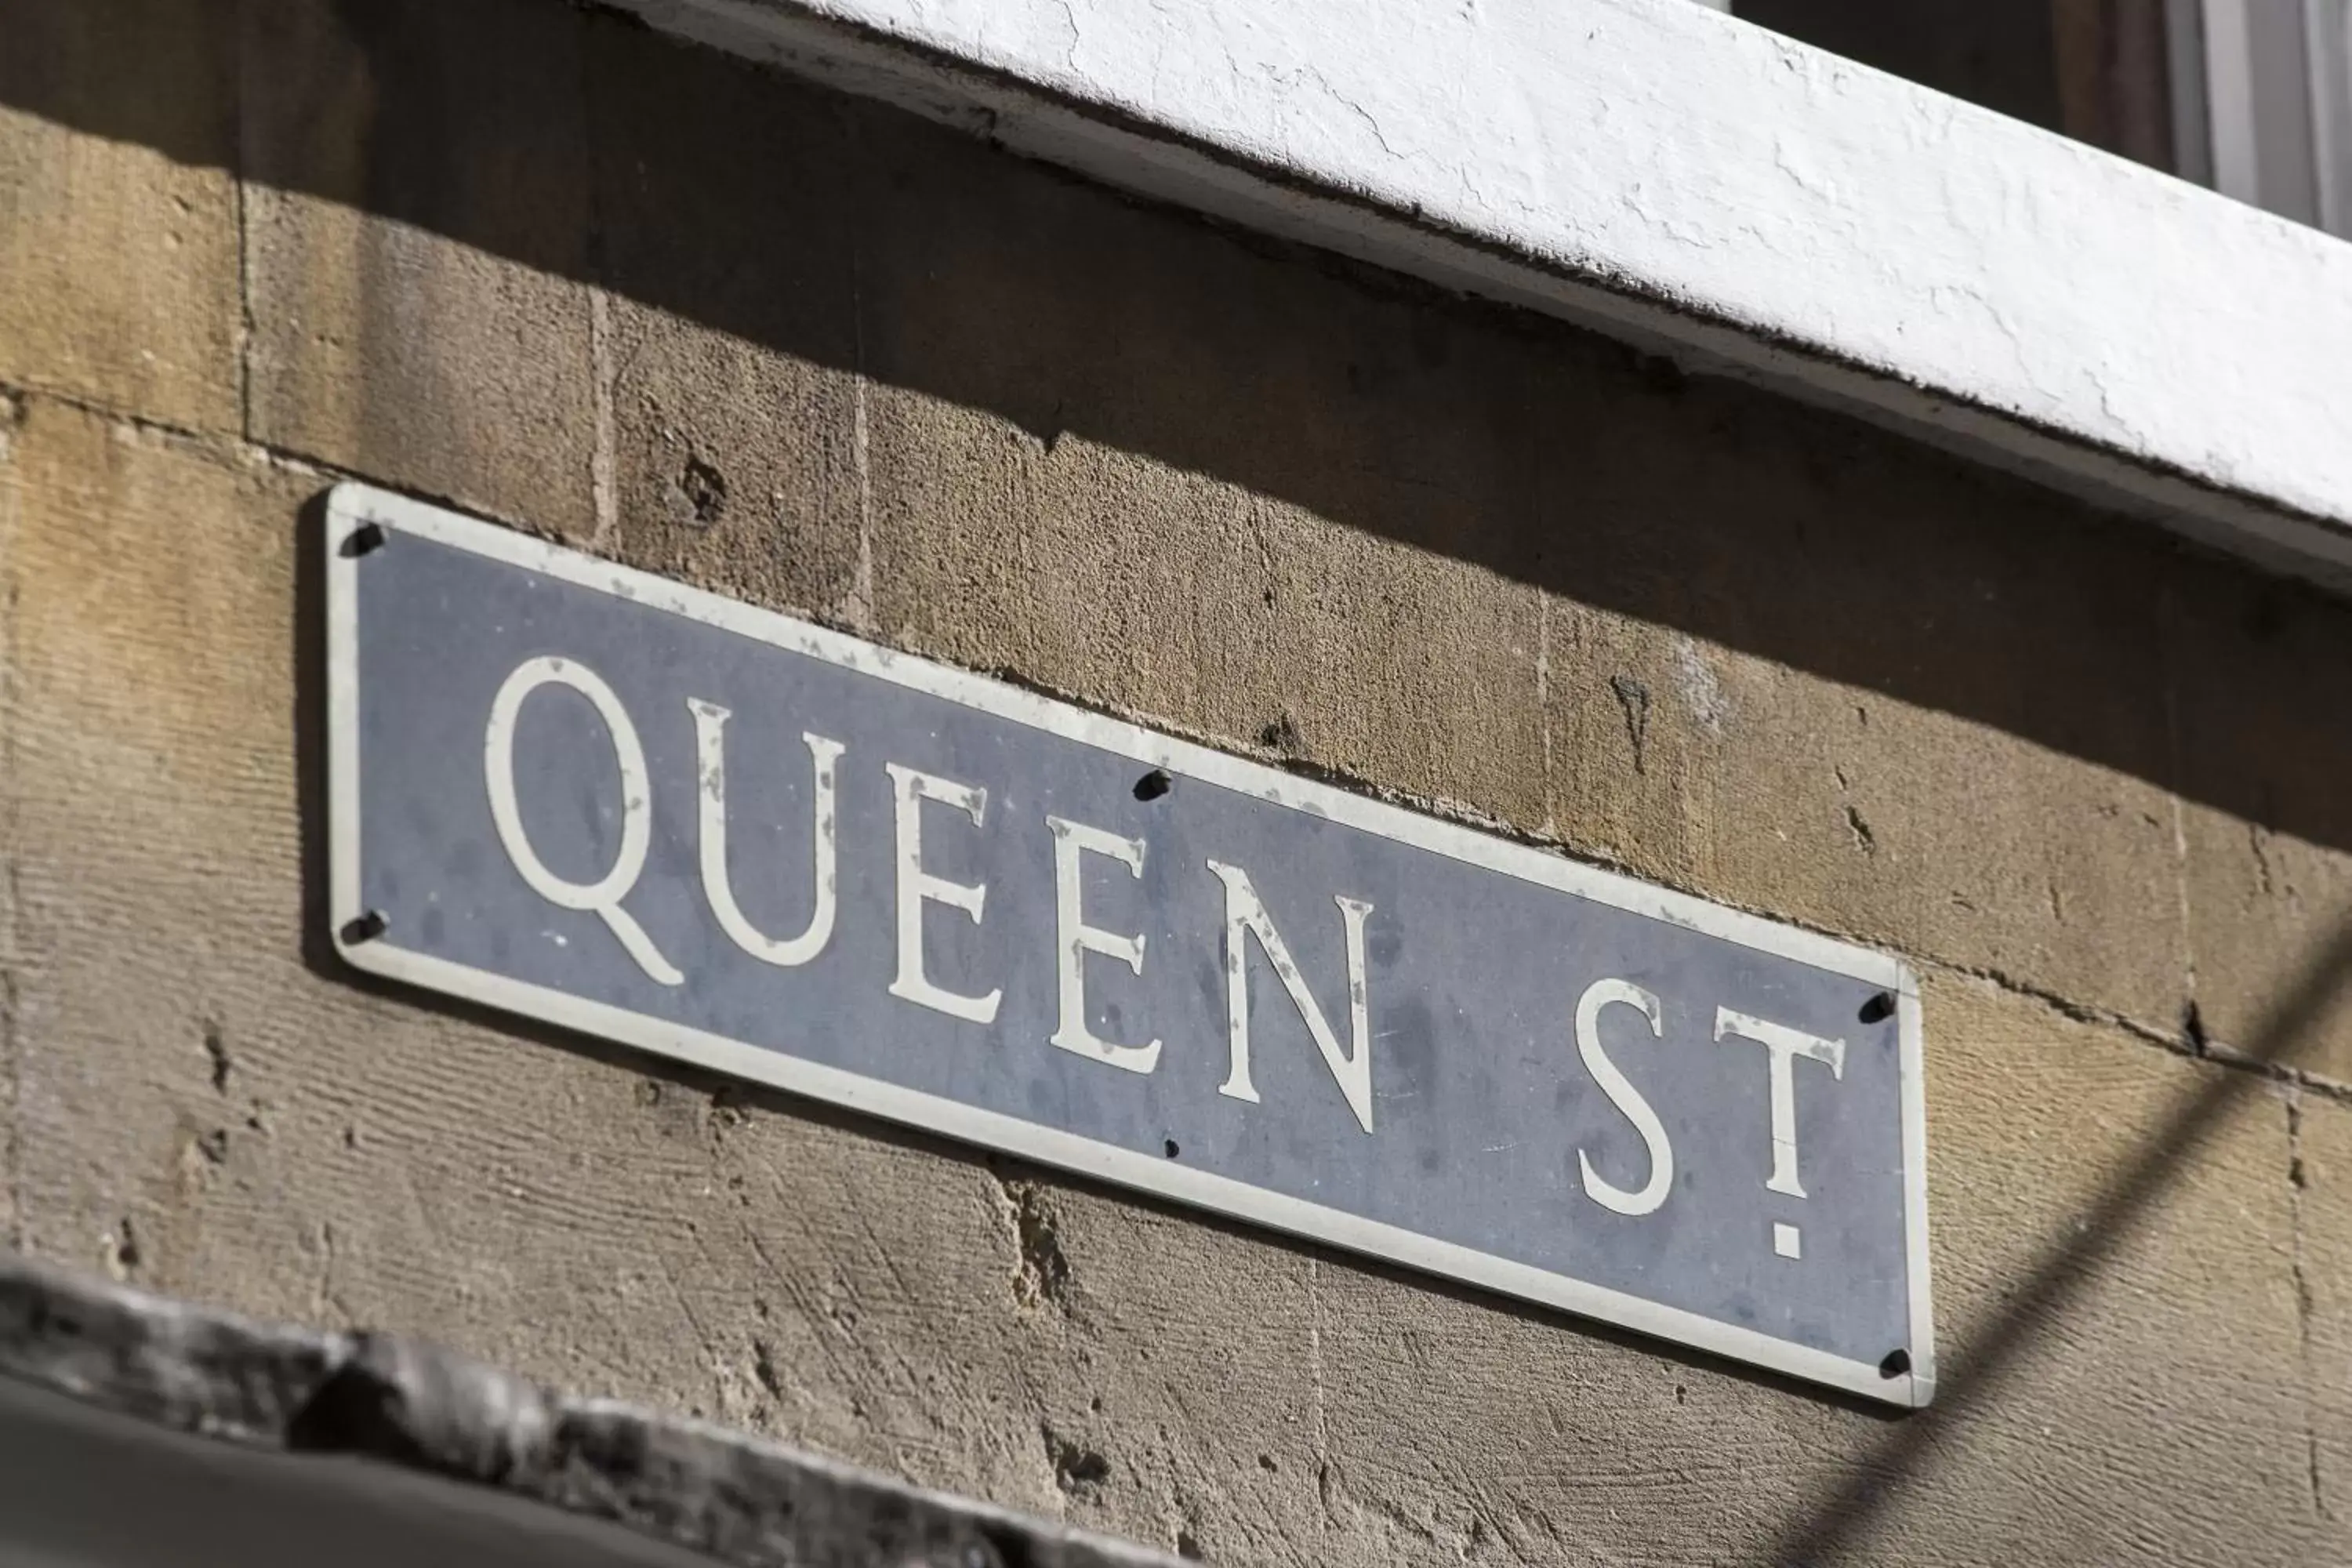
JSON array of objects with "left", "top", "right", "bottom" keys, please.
[{"left": 3, "top": 2, "right": 2350, "bottom": 1562}]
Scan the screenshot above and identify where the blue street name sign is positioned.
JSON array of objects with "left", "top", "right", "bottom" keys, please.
[{"left": 324, "top": 484, "right": 1934, "bottom": 1406}]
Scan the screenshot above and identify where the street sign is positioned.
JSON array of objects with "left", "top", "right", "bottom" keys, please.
[{"left": 324, "top": 483, "right": 1934, "bottom": 1406}]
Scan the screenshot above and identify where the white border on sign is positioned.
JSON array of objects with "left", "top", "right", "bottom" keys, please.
[{"left": 322, "top": 481, "right": 1936, "bottom": 1410}]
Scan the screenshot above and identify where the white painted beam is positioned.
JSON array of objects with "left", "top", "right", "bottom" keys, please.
[{"left": 613, "top": 0, "right": 2352, "bottom": 589}]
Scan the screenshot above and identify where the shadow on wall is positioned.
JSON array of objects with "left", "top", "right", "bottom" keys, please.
[
  {"left": 0, "top": 0, "right": 2343, "bottom": 863},
  {"left": 1768, "top": 909, "right": 2352, "bottom": 1563},
  {"left": 9, "top": 0, "right": 2350, "bottom": 895},
  {"left": 9, "top": 0, "right": 2352, "bottom": 1557}
]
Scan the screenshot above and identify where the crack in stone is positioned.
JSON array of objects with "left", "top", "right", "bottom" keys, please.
[
  {"left": 2288, "top": 1091, "right": 2332, "bottom": 1523},
  {"left": 1608, "top": 673, "right": 1650, "bottom": 776}
]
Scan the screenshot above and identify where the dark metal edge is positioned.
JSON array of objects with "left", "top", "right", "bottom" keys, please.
[{"left": 0, "top": 1250, "right": 1185, "bottom": 1568}]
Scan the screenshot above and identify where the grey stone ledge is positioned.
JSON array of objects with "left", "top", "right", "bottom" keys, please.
[{"left": 0, "top": 1250, "right": 1183, "bottom": 1568}]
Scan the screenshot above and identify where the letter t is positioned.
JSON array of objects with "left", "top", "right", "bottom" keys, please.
[{"left": 1714, "top": 1008, "right": 1846, "bottom": 1199}]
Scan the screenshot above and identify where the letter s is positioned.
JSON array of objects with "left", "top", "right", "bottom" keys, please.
[{"left": 1574, "top": 978, "right": 1674, "bottom": 1217}]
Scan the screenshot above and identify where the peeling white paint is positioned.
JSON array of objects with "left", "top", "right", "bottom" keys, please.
[{"left": 614, "top": 0, "right": 2352, "bottom": 590}]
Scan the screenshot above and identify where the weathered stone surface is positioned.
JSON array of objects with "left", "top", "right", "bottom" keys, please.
[
  {"left": 0, "top": 0, "right": 241, "bottom": 433},
  {"left": 1308, "top": 968, "right": 2324, "bottom": 1566},
  {"left": 581, "top": 19, "right": 868, "bottom": 619},
  {"left": 1543, "top": 597, "right": 2188, "bottom": 1028},
  {"left": 2, "top": 399, "right": 318, "bottom": 1293},
  {"left": 572, "top": 56, "right": 1554, "bottom": 835},
  {"left": 0, "top": 387, "right": 21, "bottom": 1253},
  {"left": 1884, "top": 972, "right": 2322, "bottom": 1563},
  {"left": 2175, "top": 802, "right": 2352, "bottom": 1083},
  {"left": 0, "top": 392, "right": 2330, "bottom": 1563},
  {"left": 860, "top": 398, "right": 1554, "bottom": 837},
  {"left": 844, "top": 106, "right": 1555, "bottom": 837},
  {"left": 0, "top": 394, "right": 1317, "bottom": 1558},
  {"left": 240, "top": 0, "right": 597, "bottom": 538},
  {"left": 2166, "top": 568, "right": 2352, "bottom": 1085},
  {"left": 16, "top": 0, "right": 2339, "bottom": 1070},
  {"left": 0, "top": 1252, "right": 1185, "bottom": 1567},
  {"left": 546, "top": 16, "right": 2194, "bottom": 1028},
  {"left": 2299, "top": 1091, "right": 2352, "bottom": 1533},
  {"left": 12, "top": 4, "right": 2352, "bottom": 1563},
  {"left": 1527, "top": 370, "right": 2191, "bottom": 1032}
]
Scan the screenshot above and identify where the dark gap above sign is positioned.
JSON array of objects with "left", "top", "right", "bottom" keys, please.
[{"left": 323, "top": 483, "right": 1935, "bottom": 1406}]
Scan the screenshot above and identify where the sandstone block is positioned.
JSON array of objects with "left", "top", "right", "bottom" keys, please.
[
  {"left": 240, "top": 0, "right": 597, "bottom": 538},
  {"left": 568, "top": 42, "right": 2194, "bottom": 1028},
  {"left": 2292, "top": 1089, "right": 2352, "bottom": 1533},
  {"left": 1311, "top": 969, "right": 2318, "bottom": 1565},
  {"left": 583, "top": 16, "right": 867, "bottom": 617},
  {"left": 1544, "top": 598, "right": 2189, "bottom": 1034},
  {"left": 3, "top": 391, "right": 2335, "bottom": 1563},
  {"left": 849, "top": 107, "right": 1553, "bottom": 833},
  {"left": 2167, "top": 568, "right": 2352, "bottom": 1086},
  {"left": 0, "top": 0, "right": 241, "bottom": 432},
  {"left": 0, "top": 393, "right": 1324, "bottom": 1556}
]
